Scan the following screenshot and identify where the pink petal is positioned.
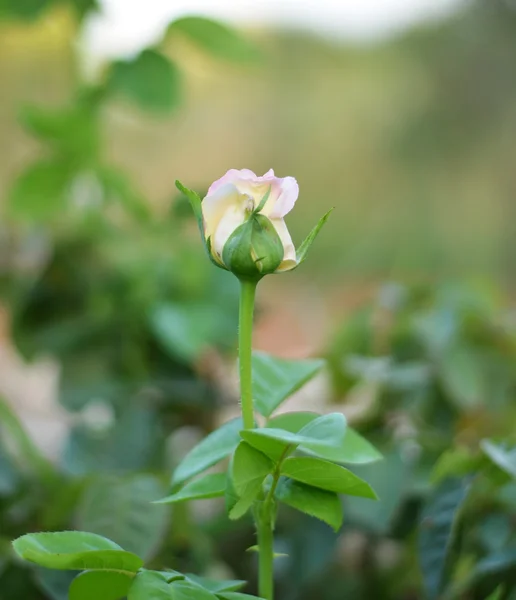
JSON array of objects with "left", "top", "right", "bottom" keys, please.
[{"left": 207, "top": 169, "right": 257, "bottom": 195}]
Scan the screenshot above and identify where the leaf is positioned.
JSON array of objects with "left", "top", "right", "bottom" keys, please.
[
  {"left": 431, "top": 447, "right": 482, "bottom": 484},
  {"left": 486, "top": 587, "right": 504, "bottom": 600},
  {"left": 155, "top": 473, "right": 227, "bottom": 504},
  {"left": 217, "top": 594, "right": 264, "bottom": 600},
  {"left": 0, "top": 0, "right": 53, "bottom": 21},
  {"left": 275, "top": 479, "right": 343, "bottom": 531},
  {"left": 12, "top": 531, "right": 143, "bottom": 572},
  {"left": 267, "top": 411, "right": 320, "bottom": 432},
  {"left": 225, "top": 459, "right": 255, "bottom": 520},
  {"left": 281, "top": 457, "right": 377, "bottom": 499},
  {"left": 251, "top": 352, "right": 325, "bottom": 418},
  {"left": 345, "top": 449, "right": 411, "bottom": 534},
  {"left": 241, "top": 413, "right": 347, "bottom": 463},
  {"left": 418, "top": 478, "right": 471, "bottom": 600},
  {"left": 175, "top": 181, "right": 204, "bottom": 242},
  {"left": 295, "top": 209, "right": 333, "bottom": 265},
  {"left": 185, "top": 575, "right": 245, "bottom": 593},
  {"left": 267, "top": 413, "right": 381, "bottom": 464},
  {"left": 75, "top": 475, "right": 168, "bottom": 561},
  {"left": 20, "top": 104, "right": 99, "bottom": 161},
  {"left": 9, "top": 159, "right": 71, "bottom": 221},
  {"left": 481, "top": 440, "right": 516, "bottom": 480},
  {"left": 128, "top": 571, "right": 173, "bottom": 600},
  {"left": 232, "top": 442, "right": 274, "bottom": 498},
  {"left": 69, "top": 571, "right": 134, "bottom": 600},
  {"left": 150, "top": 302, "right": 233, "bottom": 362},
  {"left": 168, "top": 16, "right": 259, "bottom": 62},
  {"left": 109, "top": 49, "right": 181, "bottom": 113},
  {"left": 172, "top": 418, "right": 243, "bottom": 486},
  {"left": 171, "top": 580, "right": 217, "bottom": 600}
]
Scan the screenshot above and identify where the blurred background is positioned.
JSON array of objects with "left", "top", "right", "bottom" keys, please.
[{"left": 1, "top": 0, "right": 516, "bottom": 598}]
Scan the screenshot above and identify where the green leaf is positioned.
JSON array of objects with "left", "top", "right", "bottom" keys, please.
[
  {"left": 232, "top": 442, "right": 274, "bottom": 498},
  {"left": 155, "top": 473, "right": 227, "bottom": 504},
  {"left": 275, "top": 479, "right": 343, "bottom": 531},
  {"left": 150, "top": 302, "right": 232, "bottom": 362},
  {"left": 75, "top": 475, "right": 168, "bottom": 560},
  {"left": 171, "top": 580, "right": 217, "bottom": 600},
  {"left": 225, "top": 459, "right": 255, "bottom": 520},
  {"left": 418, "top": 478, "right": 471, "bottom": 600},
  {"left": 281, "top": 457, "right": 377, "bottom": 498},
  {"left": 0, "top": 0, "right": 53, "bottom": 21},
  {"left": 109, "top": 50, "right": 181, "bottom": 113},
  {"left": 172, "top": 418, "right": 243, "bottom": 485},
  {"left": 268, "top": 411, "right": 381, "bottom": 464},
  {"left": 9, "top": 159, "right": 71, "bottom": 221},
  {"left": 267, "top": 411, "right": 320, "bottom": 432},
  {"left": 175, "top": 181, "right": 204, "bottom": 242},
  {"left": 481, "top": 439, "right": 516, "bottom": 479},
  {"left": 251, "top": 352, "right": 325, "bottom": 418},
  {"left": 217, "top": 594, "right": 264, "bottom": 600},
  {"left": 20, "top": 103, "right": 99, "bottom": 161},
  {"left": 295, "top": 209, "right": 333, "bottom": 266},
  {"left": 241, "top": 413, "right": 347, "bottom": 463},
  {"left": 431, "top": 447, "right": 482, "bottom": 484},
  {"left": 12, "top": 531, "right": 143, "bottom": 572},
  {"left": 185, "top": 575, "right": 245, "bottom": 593},
  {"left": 169, "top": 16, "right": 259, "bottom": 62},
  {"left": 69, "top": 571, "right": 134, "bottom": 600},
  {"left": 486, "top": 587, "right": 504, "bottom": 600},
  {"left": 128, "top": 571, "right": 173, "bottom": 600}
]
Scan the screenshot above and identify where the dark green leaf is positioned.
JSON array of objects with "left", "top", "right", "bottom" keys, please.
[
  {"left": 75, "top": 475, "right": 168, "bottom": 560},
  {"left": 156, "top": 473, "right": 227, "bottom": 504},
  {"left": 251, "top": 352, "right": 325, "bottom": 418},
  {"left": 281, "top": 457, "right": 377, "bottom": 498},
  {"left": 69, "top": 571, "right": 134, "bottom": 600},
  {"left": 172, "top": 418, "right": 243, "bottom": 485},
  {"left": 169, "top": 16, "right": 259, "bottom": 62},
  {"left": 295, "top": 209, "right": 333, "bottom": 265},
  {"left": 12, "top": 531, "right": 142, "bottom": 572},
  {"left": 275, "top": 479, "right": 343, "bottom": 531},
  {"left": 418, "top": 478, "right": 471, "bottom": 600},
  {"left": 109, "top": 50, "right": 181, "bottom": 113}
]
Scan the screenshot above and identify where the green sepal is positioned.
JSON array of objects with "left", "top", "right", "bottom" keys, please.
[
  {"left": 295, "top": 208, "right": 333, "bottom": 266},
  {"left": 175, "top": 180, "right": 227, "bottom": 270},
  {"left": 222, "top": 213, "right": 284, "bottom": 280}
]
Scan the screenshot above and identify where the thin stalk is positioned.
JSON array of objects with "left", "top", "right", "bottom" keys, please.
[
  {"left": 257, "top": 509, "right": 274, "bottom": 600},
  {"left": 238, "top": 279, "right": 257, "bottom": 430}
]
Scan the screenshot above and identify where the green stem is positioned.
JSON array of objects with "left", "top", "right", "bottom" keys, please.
[
  {"left": 257, "top": 508, "right": 274, "bottom": 600},
  {"left": 238, "top": 279, "right": 257, "bottom": 430}
]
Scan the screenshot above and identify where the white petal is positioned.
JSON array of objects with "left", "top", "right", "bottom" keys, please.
[
  {"left": 270, "top": 218, "right": 297, "bottom": 272},
  {"left": 212, "top": 203, "right": 248, "bottom": 259},
  {"left": 202, "top": 183, "right": 241, "bottom": 240}
]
